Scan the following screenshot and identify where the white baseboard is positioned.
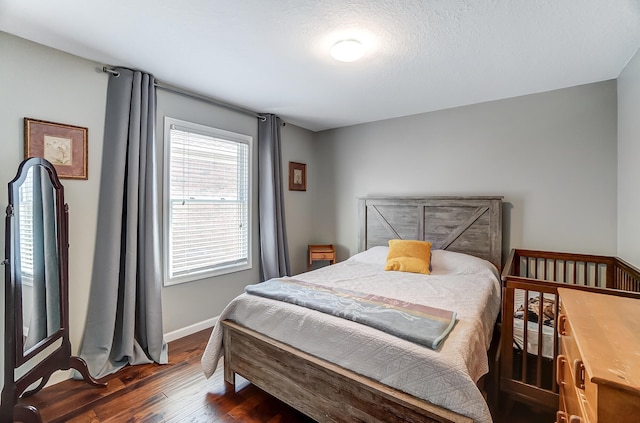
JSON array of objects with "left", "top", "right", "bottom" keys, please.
[{"left": 164, "top": 316, "right": 219, "bottom": 343}]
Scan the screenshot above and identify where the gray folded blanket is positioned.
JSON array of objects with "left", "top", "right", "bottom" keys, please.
[{"left": 245, "top": 278, "right": 457, "bottom": 349}]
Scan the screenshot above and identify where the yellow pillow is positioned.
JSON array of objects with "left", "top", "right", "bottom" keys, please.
[
  {"left": 384, "top": 239, "right": 432, "bottom": 274},
  {"left": 385, "top": 256, "right": 430, "bottom": 274}
]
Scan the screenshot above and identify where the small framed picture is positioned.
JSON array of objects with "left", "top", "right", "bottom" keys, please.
[
  {"left": 289, "top": 161, "right": 306, "bottom": 191},
  {"left": 24, "top": 118, "right": 88, "bottom": 180}
]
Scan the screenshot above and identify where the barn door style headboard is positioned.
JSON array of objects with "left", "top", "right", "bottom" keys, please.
[{"left": 358, "top": 196, "right": 503, "bottom": 270}]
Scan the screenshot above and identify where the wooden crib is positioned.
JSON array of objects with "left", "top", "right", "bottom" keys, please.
[{"left": 499, "top": 249, "right": 640, "bottom": 411}]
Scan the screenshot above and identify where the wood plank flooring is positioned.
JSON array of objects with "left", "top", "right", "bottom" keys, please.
[{"left": 18, "top": 329, "right": 555, "bottom": 423}]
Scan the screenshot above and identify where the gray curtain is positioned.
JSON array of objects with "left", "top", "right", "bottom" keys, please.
[
  {"left": 78, "top": 67, "right": 167, "bottom": 378},
  {"left": 258, "top": 114, "right": 290, "bottom": 280}
]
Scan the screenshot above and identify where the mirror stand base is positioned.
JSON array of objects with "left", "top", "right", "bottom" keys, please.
[
  {"left": 14, "top": 404, "right": 42, "bottom": 423},
  {"left": 2, "top": 355, "right": 107, "bottom": 422},
  {"left": 69, "top": 356, "right": 108, "bottom": 388}
]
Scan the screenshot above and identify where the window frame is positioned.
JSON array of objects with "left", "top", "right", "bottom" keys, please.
[{"left": 162, "top": 117, "right": 253, "bottom": 286}]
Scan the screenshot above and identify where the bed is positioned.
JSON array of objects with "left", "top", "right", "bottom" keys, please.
[
  {"left": 500, "top": 249, "right": 640, "bottom": 411},
  {"left": 202, "top": 196, "right": 504, "bottom": 423}
]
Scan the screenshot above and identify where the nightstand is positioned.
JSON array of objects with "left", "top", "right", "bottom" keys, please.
[{"left": 308, "top": 244, "right": 336, "bottom": 271}]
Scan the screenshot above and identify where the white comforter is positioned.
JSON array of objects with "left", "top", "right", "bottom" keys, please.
[{"left": 201, "top": 247, "right": 501, "bottom": 423}]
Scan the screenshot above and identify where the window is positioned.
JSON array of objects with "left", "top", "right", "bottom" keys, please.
[{"left": 163, "top": 117, "right": 252, "bottom": 285}]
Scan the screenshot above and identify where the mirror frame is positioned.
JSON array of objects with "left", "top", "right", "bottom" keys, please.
[{"left": 1, "top": 158, "right": 105, "bottom": 423}]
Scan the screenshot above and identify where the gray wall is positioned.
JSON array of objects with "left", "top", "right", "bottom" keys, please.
[
  {"left": 0, "top": 32, "right": 317, "bottom": 388},
  {"left": 315, "top": 81, "right": 619, "bottom": 264},
  {"left": 618, "top": 48, "right": 640, "bottom": 267},
  {"left": 281, "top": 123, "right": 319, "bottom": 275}
]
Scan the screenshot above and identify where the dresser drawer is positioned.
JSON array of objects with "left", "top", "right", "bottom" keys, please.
[
  {"left": 557, "top": 354, "right": 587, "bottom": 421},
  {"left": 558, "top": 313, "right": 580, "bottom": 363},
  {"left": 559, "top": 322, "right": 596, "bottom": 422},
  {"left": 563, "top": 329, "right": 602, "bottom": 421},
  {"left": 310, "top": 252, "right": 334, "bottom": 260}
]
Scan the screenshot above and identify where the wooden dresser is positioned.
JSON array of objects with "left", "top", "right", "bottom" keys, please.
[{"left": 556, "top": 288, "right": 640, "bottom": 423}]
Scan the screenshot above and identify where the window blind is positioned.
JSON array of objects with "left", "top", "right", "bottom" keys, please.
[
  {"left": 167, "top": 124, "right": 249, "bottom": 280},
  {"left": 18, "top": 171, "right": 34, "bottom": 278}
]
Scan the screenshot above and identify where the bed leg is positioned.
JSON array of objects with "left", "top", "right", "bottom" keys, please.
[
  {"left": 222, "top": 323, "right": 235, "bottom": 388},
  {"left": 223, "top": 354, "right": 235, "bottom": 388},
  {"left": 502, "top": 395, "right": 515, "bottom": 416},
  {"left": 224, "top": 366, "right": 235, "bottom": 387}
]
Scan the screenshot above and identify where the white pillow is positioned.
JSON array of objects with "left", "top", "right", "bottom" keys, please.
[
  {"left": 346, "top": 246, "right": 389, "bottom": 265},
  {"left": 350, "top": 247, "right": 500, "bottom": 280},
  {"left": 430, "top": 249, "right": 498, "bottom": 277}
]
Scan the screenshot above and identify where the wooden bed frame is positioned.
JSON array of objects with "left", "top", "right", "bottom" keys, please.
[
  {"left": 222, "top": 196, "right": 503, "bottom": 422},
  {"left": 500, "top": 249, "right": 640, "bottom": 411}
]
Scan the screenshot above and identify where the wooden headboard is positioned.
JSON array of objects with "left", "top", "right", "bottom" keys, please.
[{"left": 358, "top": 196, "right": 503, "bottom": 270}]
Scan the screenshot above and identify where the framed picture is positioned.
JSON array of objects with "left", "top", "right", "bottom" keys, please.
[
  {"left": 289, "top": 161, "right": 306, "bottom": 191},
  {"left": 24, "top": 118, "right": 88, "bottom": 180}
]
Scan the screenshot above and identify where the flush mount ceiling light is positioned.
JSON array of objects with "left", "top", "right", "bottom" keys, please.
[{"left": 330, "top": 40, "right": 365, "bottom": 62}]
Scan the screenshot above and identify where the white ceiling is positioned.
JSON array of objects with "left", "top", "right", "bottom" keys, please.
[{"left": 1, "top": 0, "right": 639, "bottom": 132}]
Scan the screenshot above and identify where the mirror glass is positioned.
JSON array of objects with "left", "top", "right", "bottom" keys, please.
[{"left": 15, "top": 165, "right": 61, "bottom": 354}]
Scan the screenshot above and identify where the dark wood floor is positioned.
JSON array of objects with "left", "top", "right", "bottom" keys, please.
[{"left": 18, "top": 329, "right": 555, "bottom": 422}]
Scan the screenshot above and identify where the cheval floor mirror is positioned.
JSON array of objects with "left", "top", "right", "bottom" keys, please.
[{"left": 1, "top": 158, "right": 105, "bottom": 423}]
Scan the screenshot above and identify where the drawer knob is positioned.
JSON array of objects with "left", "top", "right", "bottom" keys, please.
[
  {"left": 573, "top": 359, "right": 585, "bottom": 389},
  {"left": 558, "top": 314, "right": 568, "bottom": 336},
  {"left": 556, "top": 354, "right": 567, "bottom": 386},
  {"left": 555, "top": 411, "right": 581, "bottom": 423}
]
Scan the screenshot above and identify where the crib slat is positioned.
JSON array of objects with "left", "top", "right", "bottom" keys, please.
[
  {"left": 551, "top": 294, "right": 559, "bottom": 392},
  {"left": 521, "top": 289, "right": 529, "bottom": 383},
  {"left": 536, "top": 291, "right": 544, "bottom": 387}
]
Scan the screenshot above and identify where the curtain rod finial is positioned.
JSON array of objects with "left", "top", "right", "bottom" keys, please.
[
  {"left": 102, "top": 66, "right": 120, "bottom": 77},
  {"left": 258, "top": 114, "right": 286, "bottom": 126}
]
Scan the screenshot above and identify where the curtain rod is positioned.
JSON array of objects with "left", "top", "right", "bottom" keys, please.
[{"left": 102, "top": 66, "right": 266, "bottom": 121}]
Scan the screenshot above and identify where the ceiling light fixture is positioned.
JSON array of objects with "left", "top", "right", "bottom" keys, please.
[{"left": 330, "top": 40, "right": 365, "bottom": 62}]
